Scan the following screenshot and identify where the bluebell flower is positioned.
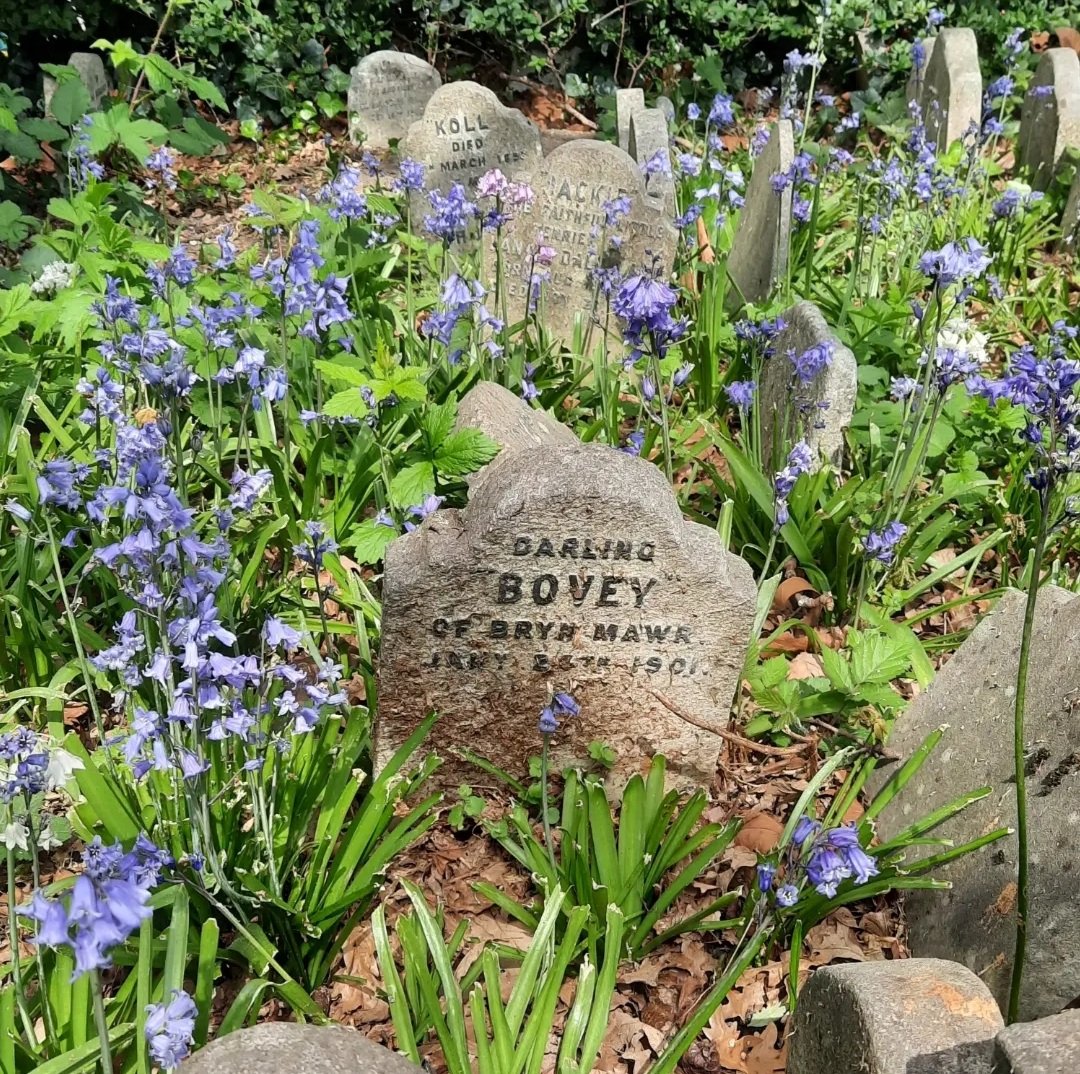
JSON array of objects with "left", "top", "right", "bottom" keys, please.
[
  {"left": 686, "top": 103, "right": 701, "bottom": 121},
  {"left": 70, "top": 114, "right": 104, "bottom": 189},
  {"left": 404, "top": 495, "right": 444, "bottom": 533},
  {"left": 918, "top": 238, "right": 991, "bottom": 288},
  {"left": 318, "top": 164, "right": 369, "bottom": 221},
  {"left": 423, "top": 184, "right": 478, "bottom": 242},
  {"left": 890, "top": 376, "right": 921, "bottom": 401},
  {"left": 394, "top": 158, "right": 426, "bottom": 193},
  {"left": 787, "top": 340, "right": 833, "bottom": 386},
  {"left": 145, "top": 146, "right": 178, "bottom": 193},
  {"left": 774, "top": 441, "right": 813, "bottom": 529},
  {"left": 725, "top": 380, "right": 756, "bottom": 409},
  {"left": 804, "top": 824, "right": 879, "bottom": 897},
  {"left": 145, "top": 989, "right": 197, "bottom": 1070},
  {"left": 538, "top": 690, "right": 581, "bottom": 734},
  {"left": 707, "top": 92, "right": 734, "bottom": 128},
  {"left": 295, "top": 521, "right": 337, "bottom": 569},
  {"left": 863, "top": 521, "right": 908, "bottom": 565},
  {"left": 775, "top": 883, "right": 799, "bottom": 907},
  {"left": 756, "top": 862, "right": 776, "bottom": 892}
]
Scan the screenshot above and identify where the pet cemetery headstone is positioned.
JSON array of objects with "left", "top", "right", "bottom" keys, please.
[
  {"left": 919, "top": 28, "right": 982, "bottom": 151},
  {"left": 402, "top": 81, "right": 543, "bottom": 202},
  {"left": 996, "top": 1009, "right": 1080, "bottom": 1074},
  {"left": 873, "top": 585, "right": 1080, "bottom": 1021},
  {"left": 758, "top": 300, "right": 857, "bottom": 469},
  {"left": 375, "top": 434, "right": 757, "bottom": 790},
  {"left": 725, "top": 119, "right": 794, "bottom": 311},
  {"left": 494, "top": 139, "right": 678, "bottom": 346},
  {"left": 347, "top": 50, "right": 441, "bottom": 147},
  {"left": 1018, "top": 47, "right": 1080, "bottom": 190},
  {"left": 615, "top": 87, "right": 645, "bottom": 151},
  {"left": 906, "top": 37, "right": 936, "bottom": 103},
  {"left": 43, "top": 51, "right": 110, "bottom": 118},
  {"left": 628, "top": 106, "right": 677, "bottom": 215}
]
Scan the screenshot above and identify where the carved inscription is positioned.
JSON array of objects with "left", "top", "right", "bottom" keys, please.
[{"left": 422, "top": 533, "right": 707, "bottom": 680}]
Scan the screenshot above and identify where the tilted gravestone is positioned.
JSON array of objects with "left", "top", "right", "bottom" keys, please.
[
  {"left": 906, "top": 37, "right": 935, "bottom": 104},
  {"left": 494, "top": 140, "right": 677, "bottom": 347},
  {"left": 1018, "top": 47, "right": 1080, "bottom": 190},
  {"left": 919, "top": 28, "right": 982, "bottom": 151},
  {"left": 789, "top": 959, "right": 1003, "bottom": 1074},
  {"left": 402, "top": 81, "right": 542, "bottom": 202},
  {"left": 376, "top": 439, "right": 757, "bottom": 790},
  {"left": 182, "top": 1023, "right": 422, "bottom": 1073},
  {"left": 1061, "top": 170, "right": 1080, "bottom": 248},
  {"left": 347, "top": 51, "right": 441, "bottom": 148},
  {"left": 996, "top": 1009, "right": 1080, "bottom": 1074},
  {"left": 874, "top": 585, "right": 1080, "bottom": 1021},
  {"left": 725, "top": 120, "right": 794, "bottom": 312},
  {"left": 628, "top": 106, "right": 677, "bottom": 215},
  {"left": 615, "top": 87, "right": 645, "bottom": 151},
  {"left": 759, "top": 301, "right": 857, "bottom": 469},
  {"left": 44, "top": 52, "right": 110, "bottom": 118}
]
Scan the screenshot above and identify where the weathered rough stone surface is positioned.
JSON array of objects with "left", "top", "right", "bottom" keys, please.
[
  {"left": 183, "top": 1024, "right": 422, "bottom": 1074},
  {"left": 874, "top": 585, "right": 1080, "bottom": 1021},
  {"left": 1019, "top": 48, "right": 1080, "bottom": 190},
  {"left": 655, "top": 95, "right": 676, "bottom": 129},
  {"left": 628, "top": 107, "right": 676, "bottom": 215},
  {"left": 996, "top": 1009, "right": 1080, "bottom": 1074},
  {"left": 403, "top": 81, "right": 542, "bottom": 202},
  {"left": 854, "top": 29, "right": 874, "bottom": 90},
  {"left": 726, "top": 120, "right": 794, "bottom": 311},
  {"left": 348, "top": 51, "right": 441, "bottom": 148},
  {"left": 906, "top": 37, "right": 936, "bottom": 103},
  {"left": 615, "top": 87, "right": 645, "bottom": 151},
  {"left": 44, "top": 52, "right": 110, "bottom": 117},
  {"left": 1061, "top": 170, "right": 1080, "bottom": 248},
  {"left": 495, "top": 140, "right": 677, "bottom": 347},
  {"left": 788, "top": 959, "right": 1003, "bottom": 1074},
  {"left": 759, "top": 301, "right": 857, "bottom": 468},
  {"left": 456, "top": 381, "right": 577, "bottom": 473},
  {"left": 376, "top": 442, "right": 756, "bottom": 789},
  {"left": 920, "top": 28, "right": 982, "bottom": 151}
]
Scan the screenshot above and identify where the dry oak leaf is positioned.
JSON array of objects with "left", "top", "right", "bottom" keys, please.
[
  {"left": 733, "top": 811, "right": 784, "bottom": 854},
  {"left": 786, "top": 652, "right": 825, "bottom": 681}
]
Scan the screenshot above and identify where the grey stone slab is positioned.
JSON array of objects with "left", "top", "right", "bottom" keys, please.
[
  {"left": 1019, "top": 48, "right": 1080, "bottom": 190},
  {"left": 44, "top": 51, "right": 110, "bottom": 118},
  {"left": 655, "top": 95, "right": 676, "bottom": 128},
  {"left": 788, "top": 959, "right": 1003, "bottom": 1074},
  {"left": 725, "top": 120, "right": 794, "bottom": 311},
  {"left": 494, "top": 140, "right": 677, "bottom": 348},
  {"left": 376, "top": 441, "right": 756, "bottom": 791},
  {"left": 759, "top": 300, "right": 857, "bottom": 469},
  {"left": 182, "top": 1024, "right": 422, "bottom": 1073},
  {"left": 540, "top": 128, "right": 596, "bottom": 156},
  {"left": 920, "top": 28, "right": 982, "bottom": 150},
  {"left": 348, "top": 50, "right": 441, "bottom": 148},
  {"left": 402, "top": 81, "right": 542, "bottom": 204},
  {"left": 854, "top": 29, "right": 874, "bottom": 91},
  {"left": 628, "top": 107, "right": 676, "bottom": 215},
  {"left": 996, "top": 1009, "right": 1080, "bottom": 1074},
  {"left": 1060, "top": 170, "right": 1080, "bottom": 248},
  {"left": 456, "top": 381, "right": 577, "bottom": 475},
  {"left": 615, "top": 87, "right": 645, "bottom": 151},
  {"left": 874, "top": 585, "right": 1080, "bottom": 1021},
  {"left": 907, "top": 37, "right": 936, "bottom": 104}
]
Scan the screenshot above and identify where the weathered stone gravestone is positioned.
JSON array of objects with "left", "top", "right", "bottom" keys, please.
[
  {"left": 996, "top": 1008, "right": 1080, "bottom": 1074},
  {"left": 655, "top": 95, "right": 676, "bottom": 129},
  {"left": 376, "top": 439, "right": 757, "bottom": 789},
  {"left": 1061, "top": 170, "right": 1080, "bottom": 248},
  {"left": 44, "top": 52, "right": 110, "bottom": 118},
  {"left": 402, "top": 81, "right": 542, "bottom": 201},
  {"left": 725, "top": 120, "right": 794, "bottom": 311},
  {"left": 875, "top": 585, "right": 1080, "bottom": 1021},
  {"left": 759, "top": 301, "right": 857, "bottom": 469},
  {"left": 347, "top": 51, "right": 441, "bottom": 147},
  {"left": 906, "top": 37, "right": 935, "bottom": 103},
  {"left": 628, "top": 107, "right": 677, "bottom": 215},
  {"left": 495, "top": 140, "right": 678, "bottom": 347},
  {"left": 919, "top": 28, "right": 982, "bottom": 151},
  {"left": 182, "top": 1024, "right": 422, "bottom": 1073},
  {"left": 1019, "top": 48, "right": 1080, "bottom": 190},
  {"left": 615, "top": 87, "right": 645, "bottom": 151},
  {"left": 789, "top": 959, "right": 1003, "bottom": 1074}
]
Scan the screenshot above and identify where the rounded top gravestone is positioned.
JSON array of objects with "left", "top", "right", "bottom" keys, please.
[
  {"left": 181, "top": 1024, "right": 422, "bottom": 1074},
  {"left": 920, "top": 27, "right": 982, "bottom": 151},
  {"left": 1018, "top": 47, "right": 1080, "bottom": 191},
  {"left": 347, "top": 51, "right": 441, "bottom": 148},
  {"left": 402, "top": 81, "right": 542, "bottom": 203},
  {"left": 494, "top": 139, "right": 677, "bottom": 347},
  {"left": 375, "top": 433, "right": 756, "bottom": 791}
]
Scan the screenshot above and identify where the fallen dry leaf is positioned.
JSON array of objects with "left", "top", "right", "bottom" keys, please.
[
  {"left": 787, "top": 652, "right": 824, "bottom": 681},
  {"left": 733, "top": 812, "right": 784, "bottom": 854}
]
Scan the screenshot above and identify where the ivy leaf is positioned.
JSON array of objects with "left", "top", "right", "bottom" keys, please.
[
  {"left": 433, "top": 428, "right": 500, "bottom": 476},
  {"left": 349, "top": 517, "right": 397, "bottom": 565},
  {"left": 390, "top": 461, "right": 435, "bottom": 509}
]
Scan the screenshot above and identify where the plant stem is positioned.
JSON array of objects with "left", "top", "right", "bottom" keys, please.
[
  {"left": 539, "top": 733, "right": 558, "bottom": 876},
  {"left": 91, "top": 969, "right": 113, "bottom": 1074},
  {"left": 6, "top": 846, "right": 37, "bottom": 1046},
  {"left": 1007, "top": 489, "right": 1051, "bottom": 1024}
]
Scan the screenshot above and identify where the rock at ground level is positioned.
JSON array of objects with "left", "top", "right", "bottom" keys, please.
[
  {"left": 182, "top": 1023, "right": 422, "bottom": 1073},
  {"left": 996, "top": 1009, "right": 1080, "bottom": 1074},
  {"left": 873, "top": 585, "right": 1080, "bottom": 1020},
  {"left": 788, "top": 958, "right": 1003, "bottom": 1074}
]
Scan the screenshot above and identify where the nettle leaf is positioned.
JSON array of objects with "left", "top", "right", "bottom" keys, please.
[
  {"left": 421, "top": 400, "right": 457, "bottom": 447},
  {"left": 50, "top": 79, "right": 92, "bottom": 127},
  {"left": 390, "top": 461, "right": 435, "bottom": 508},
  {"left": 349, "top": 517, "right": 397, "bottom": 564},
  {"left": 433, "top": 428, "right": 499, "bottom": 476},
  {"left": 315, "top": 359, "right": 368, "bottom": 387},
  {"left": 321, "top": 387, "right": 371, "bottom": 419}
]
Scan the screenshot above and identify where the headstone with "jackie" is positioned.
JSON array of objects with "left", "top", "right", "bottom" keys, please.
[
  {"left": 402, "top": 81, "right": 542, "bottom": 203},
  {"left": 375, "top": 429, "right": 757, "bottom": 790},
  {"left": 494, "top": 139, "right": 677, "bottom": 346}
]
